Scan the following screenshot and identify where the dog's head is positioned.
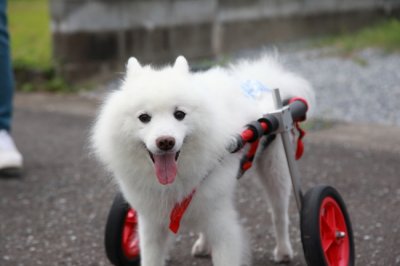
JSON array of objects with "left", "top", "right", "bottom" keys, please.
[{"left": 93, "top": 56, "right": 217, "bottom": 186}]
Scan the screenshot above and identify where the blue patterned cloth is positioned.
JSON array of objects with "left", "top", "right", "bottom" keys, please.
[
  {"left": 240, "top": 80, "right": 271, "bottom": 99},
  {"left": 0, "top": 0, "right": 14, "bottom": 131}
]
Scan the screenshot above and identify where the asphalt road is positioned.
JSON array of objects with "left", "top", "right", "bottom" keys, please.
[{"left": 0, "top": 93, "right": 399, "bottom": 266}]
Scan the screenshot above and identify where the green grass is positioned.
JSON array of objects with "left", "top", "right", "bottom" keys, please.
[
  {"left": 318, "top": 18, "right": 400, "bottom": 53},
  {"left": 8, "top": 0, "right": 52, "bottom": 71},
  {"left": 7, "top": 0, "right": 73, "bottom": 92}
]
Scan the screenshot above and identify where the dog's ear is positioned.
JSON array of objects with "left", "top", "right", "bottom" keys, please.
[
  {"left": 127, "top": 57, "right": 141, "bottom": 74},
  {"left": 174, "top": 55, "right": 189, "bottom": 73}
]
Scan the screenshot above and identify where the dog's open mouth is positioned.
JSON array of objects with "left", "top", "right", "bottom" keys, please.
[{"left": 148, "top": 151, "right": 180, "bottom": 185}]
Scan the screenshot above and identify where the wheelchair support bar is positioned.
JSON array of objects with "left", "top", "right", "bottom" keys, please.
[
  {"left": 286, "top": 97, "right": 308, "bottom": 122},
  {"left": 274, "top": 91, "right": 304, "bottom": 211},
  {"left": 228, "top": 119, "right": 270, "bottom": 153},
  {"left": 226, "top": 99, "right": 301, "bottom": 154},
  {"left": 259, "top": 114, "right": 279, "bottom": 134},
  {"left": 227, "top": 90, "right": 309, "bottom": 211}
]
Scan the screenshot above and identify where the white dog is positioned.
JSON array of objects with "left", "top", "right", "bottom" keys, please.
[{"left": 91, "top": 55, "right": 314, "bottom": 266}]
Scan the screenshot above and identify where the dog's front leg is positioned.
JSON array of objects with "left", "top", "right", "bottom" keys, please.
[
  {"left": 206, "top": 207, "right": 250, "bottom": 266},
  {"left": 138, "top": 215, "right": 172, "bottom": 266}
]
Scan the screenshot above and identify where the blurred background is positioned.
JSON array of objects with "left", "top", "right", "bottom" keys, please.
[
  {"left": 9, "top": 0, "right": 400, "bottom": 90},
  {"left": 1, "top": 0, "right": 400, "bottom": 265}
]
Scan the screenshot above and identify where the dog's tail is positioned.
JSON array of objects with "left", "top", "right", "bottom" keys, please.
[{"left": 230, "top": 54, "right": 316, "bottom": 115}]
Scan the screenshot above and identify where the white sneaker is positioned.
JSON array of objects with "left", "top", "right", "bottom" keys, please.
[{"left": 0, "top": 130, "right": 23, "bottom": 176}]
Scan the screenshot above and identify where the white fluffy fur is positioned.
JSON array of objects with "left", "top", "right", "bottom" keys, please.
[{"left": 91, "top": 55, "right": 315, "bottom": 266}]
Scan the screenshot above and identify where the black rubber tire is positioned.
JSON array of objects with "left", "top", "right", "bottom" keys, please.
[
  {"left": 105, "top": 193, "right": 141, "bottom": 266},
  {"left": 300, "top": 185, "right": 355, "bottom": 266}
]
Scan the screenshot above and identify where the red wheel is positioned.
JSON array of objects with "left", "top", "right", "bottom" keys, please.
[
  {"left": 122, "top": 209, "right": 140, "bottom": 259},
  {"left": 319, "top": 197, "right": 350, "bottom": 265},
  {"left": 105, "top": 193, "right": 141, "bottom": 266},
  {"left": 301, "top": 185, "right": 355, "bottom": 266}
]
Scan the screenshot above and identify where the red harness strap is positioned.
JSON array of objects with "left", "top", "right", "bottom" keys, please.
[
  {"left": 294, "top": 122, "right": 305, "bottom": 160},
  {"left": 241, "top": 139, "right": 260, "bottom": 171},
  {"left": 288, "top": 97, "right": 308, "bottom": 160},
  {"left": 169, "top": 189, "right": 196, "bottom": 234}
]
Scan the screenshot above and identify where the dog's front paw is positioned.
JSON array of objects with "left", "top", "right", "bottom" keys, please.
[
  {"left": 191, "top": 235, "right": 211, "bottom": 258},
  {"left": 273, "top": 244, "right": 293, "bottom": 264}
]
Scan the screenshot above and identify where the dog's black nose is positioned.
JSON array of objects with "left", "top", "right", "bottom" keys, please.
[{"left": 156, "top": 136, "right": 175, "bottom": 151}]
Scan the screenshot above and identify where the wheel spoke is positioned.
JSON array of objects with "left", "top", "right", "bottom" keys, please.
[
  {"left": 334, "top": 209, "right": 346, "bottom": 233},
  {"left": 130, "top": 234, "right": 140, "bottom": 252},
  {"left": 321, "top": 215, "right": 333, "bottom": 233},
  {"left": 321, "top": 215, "right": 335, "bottom": 252},
  {"left": 326, "top": 241, "right": 340, "bottom": 265},
  {"left": 326, "top": 205, "right": 337, "bottom": 230},
  {"left": 322, "top": 236, "right": 334, "bottom": 252},
  {"left": 122, "top": 209, "right": 140, "bottom": 258},
  {"left": 125, "top": 209, "right": 137, "bottom": 224}
]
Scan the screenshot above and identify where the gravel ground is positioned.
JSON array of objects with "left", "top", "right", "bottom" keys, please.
[{"left": 279, "top": 48, "right": 400, "bottom": 126}]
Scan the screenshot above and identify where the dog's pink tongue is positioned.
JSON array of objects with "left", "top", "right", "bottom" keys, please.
[{"left": 153, "top": 153, "right": 177, "bottom": 185}]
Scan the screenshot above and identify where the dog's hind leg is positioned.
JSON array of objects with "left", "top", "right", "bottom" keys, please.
[{"left": 254, "top": 136, "right": 293, "bottom": 263}]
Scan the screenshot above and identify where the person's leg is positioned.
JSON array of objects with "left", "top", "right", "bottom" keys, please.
[
  {"left": 0, "top": 0, "right": 22, "bottom": 176},
  {"left": 0, "top": 0, "right": 14, "bottom": 132}
]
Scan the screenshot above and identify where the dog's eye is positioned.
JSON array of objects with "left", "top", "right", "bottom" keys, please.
[
  {"left": 138, "top": 113, "right": 151, "bottom": 123},
  {"left": 174, "top": 110, "right": 186, "bottom": 121}
]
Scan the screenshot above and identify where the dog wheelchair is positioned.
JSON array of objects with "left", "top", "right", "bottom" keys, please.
[{"left": 104, "top": 89, "right": 355, "bottom": 266}]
